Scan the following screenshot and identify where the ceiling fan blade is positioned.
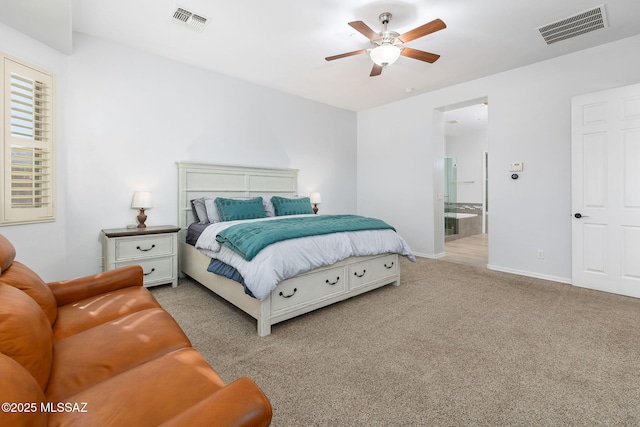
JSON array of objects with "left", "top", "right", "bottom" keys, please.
[
  {"left": 370, "top": 64, "right": 383, "bottom": 77},
  {"left": 401, "top": 47, "right": 441, "bottom": 63},
  {"left": 398, "top": 18, "right": 446, "bottom": 43},
  {"left": 348, "top": 21, "right": 380, "bottom": 41},
  {"left": 325, "top": 49, "right": 367, "bottom": 61}
]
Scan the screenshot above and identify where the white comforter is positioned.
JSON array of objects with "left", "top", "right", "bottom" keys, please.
[{"left": 195, "top": 215, "right": 415, "bottom": 301}]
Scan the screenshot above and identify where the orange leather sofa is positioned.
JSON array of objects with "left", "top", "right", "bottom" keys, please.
[{"left": 0, "top": 234, "right": 272, "bottom": 426}]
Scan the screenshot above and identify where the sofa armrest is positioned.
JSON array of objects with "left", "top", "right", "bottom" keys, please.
[
  {"left": 48, "top": 265, "right": 144, "bottom": 306},
  {"left": 159, "top": 377, "right": 272, "bottom": 427}
]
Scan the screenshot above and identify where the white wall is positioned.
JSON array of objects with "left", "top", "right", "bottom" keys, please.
[
  {"left": 62, "top": 34, "right": 357, "bottom": 279},
  {"left": 357, "top": 34, "right": 640, "bottom": 283},
  {"left": 1, "top": 29, "right": 357, "bottom": 281},
  {"left": 446, "top": 128, "right": 488, "bottom": 204}
]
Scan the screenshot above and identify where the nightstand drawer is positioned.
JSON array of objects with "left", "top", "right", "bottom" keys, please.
[
  {"left": 117, "top": 257, "right": 175, "bottom": 287},
  {"left": 102, "top": 225, "right": 180, "bottom": 288},
  {"left": 115, "top": 235, "right": 174, "bottom": 261}
]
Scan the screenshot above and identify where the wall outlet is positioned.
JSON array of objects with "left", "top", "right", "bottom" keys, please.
[{"left": 537, "top": 250, "right": 544, "bottom": 259}]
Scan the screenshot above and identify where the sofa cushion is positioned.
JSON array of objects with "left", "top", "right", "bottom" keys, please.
[
  {"left": 0, "top": 234, "right": 16, "bottom": 273},
  {"left": 0, "top": 284, "right": 53, "bottom": 391},
  {"left": 46, "top": 308, "right": 191, "bottom": 402},
  {"left": 48, "top": 348, "right": 226, "bottom": 426},
  {"left": 0, "top": 353, "right": 48, "bottom": 427},
  {"left": 52, "top": 286, "right": 162, "bottom": 341},
  {"left": 48, "top": 265, "right": 144, "bottom": 307},
  {"left": 159, "top": 377, "right": 273, "bottom": 427},
  {"left": 0, "top": 261, "right": 57, "bottom": 325}
]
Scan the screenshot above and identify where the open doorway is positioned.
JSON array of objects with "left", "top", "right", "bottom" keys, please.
[{"left": 441, "top": 100, "right": 489, "bottom": 267}]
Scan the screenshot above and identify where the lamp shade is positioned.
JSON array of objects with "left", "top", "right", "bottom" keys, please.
[
  {"left": 309, "top": 192, "right": 322, "bottom": 204},
  {"left": 131, "top": 191, "right": 153, "bottom": 209},
  {"left": 370, "top": 44, "right": 401, "bottom": 67}
]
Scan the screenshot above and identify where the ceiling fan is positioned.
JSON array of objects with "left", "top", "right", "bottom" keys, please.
[{"left": 325, "top": 13, "right": 446, "bottom": 77}]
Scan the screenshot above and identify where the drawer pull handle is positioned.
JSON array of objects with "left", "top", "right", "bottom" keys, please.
[
  {"left": 279, "top": 288, "right": 297, "bottom": 298},
  {"left": 143, "top": 268, "right": 156, "bottom": 276},
  {"left": 384, "top": 262, "right": 395, "bottom": 269},
  {"left": 136, "top": 244, "right": 156, "bottom": 252},
  {"left": 325, "top": 277, "right": 340, "bottom": 285},
  {"left": 354, "top": 270, "right": 366, "bottom": 278}
]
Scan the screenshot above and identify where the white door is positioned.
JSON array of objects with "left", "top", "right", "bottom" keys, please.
[{"left": 571, "top": 83, "right": 640, "bottom": 298}]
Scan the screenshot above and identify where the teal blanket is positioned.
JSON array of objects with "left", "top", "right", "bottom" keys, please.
[{"left": 215, "top": 214, "right": 395, "bottom": 261}]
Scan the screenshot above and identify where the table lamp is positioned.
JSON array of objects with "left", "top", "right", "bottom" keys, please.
[
  {"left": 131, "top": 191, "right": 153, "bottom": 228},
  {"left": 310, "top": 192, "right": 322, "bottom": 214}
]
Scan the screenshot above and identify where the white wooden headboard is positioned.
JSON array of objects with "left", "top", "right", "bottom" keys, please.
[{"left": 176, "top": 162, "right": 299, "bottom": 237}]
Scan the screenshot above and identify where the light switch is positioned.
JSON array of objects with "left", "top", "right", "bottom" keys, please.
[{"left": 509, "top": 162, "right": 523, "bottom": 172}]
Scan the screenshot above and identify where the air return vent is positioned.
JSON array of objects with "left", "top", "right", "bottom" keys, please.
[
  {"left": 171, "top": 6, "right": 209, "bottom": 32},
  {"left": 537, "top": 4, "right": 608, "bottom": 45}
]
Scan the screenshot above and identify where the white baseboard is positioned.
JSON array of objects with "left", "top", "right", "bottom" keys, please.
[
  {"left": 487, "top": 264, "right": 572, "bottom": 285},
  {"left": 410, "top": 255, "right": 572, "bottom": 286},
  {"left": 413, "top": 252, "right": 445, "bottom": 259}
]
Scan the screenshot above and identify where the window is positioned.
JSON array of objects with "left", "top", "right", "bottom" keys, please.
[{"left": 1, "top": 55, "right": 55, "bottom": 225}]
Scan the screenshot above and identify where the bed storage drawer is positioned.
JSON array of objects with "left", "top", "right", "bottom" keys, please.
[
  {"left": 349, "top": 254, "right": 398, "bottom": 290},
  {"left": 271, "top": 265, "right": 346, "bottom": 313}
]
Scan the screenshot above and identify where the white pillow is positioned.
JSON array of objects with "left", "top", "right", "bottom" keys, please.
[
  {"left": 262, "top": 196, "right": 275, "bottom": 217},
  {"left": 204, "top": 198, "right": 222, "bottom": 223}
]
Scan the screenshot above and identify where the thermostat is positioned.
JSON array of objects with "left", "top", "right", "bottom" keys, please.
[{"left": 509, "top": 162, "right": 523, "bottom": 172}]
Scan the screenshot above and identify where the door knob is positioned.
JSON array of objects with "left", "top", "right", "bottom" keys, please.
[{"left": 574, "top": 213, "right": 588, "bottom": 218}]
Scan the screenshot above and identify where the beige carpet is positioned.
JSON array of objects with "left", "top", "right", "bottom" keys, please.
[{"left": 151, "top": 258, "right": 640, "bottom": 426}]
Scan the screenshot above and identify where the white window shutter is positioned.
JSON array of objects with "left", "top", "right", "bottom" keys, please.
[{"left": 2, "top": 56, "right": 55, "bottom": 225}]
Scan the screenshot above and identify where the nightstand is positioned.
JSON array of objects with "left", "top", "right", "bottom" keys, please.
[{"left": 101, "top": 225, "right": 180, "bottom": 288}]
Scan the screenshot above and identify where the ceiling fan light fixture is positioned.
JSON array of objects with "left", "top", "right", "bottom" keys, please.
[
  {"left": 370, "top": 44, "right": 401, "bottom": 67},
  {"left": 326, "top": 13, "right": 445, "bottom": 77}
]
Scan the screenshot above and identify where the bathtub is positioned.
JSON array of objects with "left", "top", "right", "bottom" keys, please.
[
  {"left": 445, "top": 212, "right": 482, "bottom": 241},
  {"left": 445, "top": 212, "right": 478, "bottom": 219}
]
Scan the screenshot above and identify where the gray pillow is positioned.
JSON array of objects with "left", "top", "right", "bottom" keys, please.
[{"left": 191, "top": 197, "right": 211, "bottom": 224}]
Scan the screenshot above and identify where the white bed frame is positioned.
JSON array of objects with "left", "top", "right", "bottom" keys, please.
[{"left": 177, "top": 162, "right": 401, "bottom": 336}]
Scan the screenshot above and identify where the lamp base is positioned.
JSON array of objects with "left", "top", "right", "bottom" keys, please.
[
  {"left": 136, "top": 209, "right": 148, "bottom": 228},
  {"left": 313, "top": 204, "right": 319, "bottom": 215}
]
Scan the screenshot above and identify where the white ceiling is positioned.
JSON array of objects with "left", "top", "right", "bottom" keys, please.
[
  {"left": 444, "top": 103, "right": 488, "bottom": 138},
  {"left": 2, "top": 0, "right": 640, "bottom": 111}
]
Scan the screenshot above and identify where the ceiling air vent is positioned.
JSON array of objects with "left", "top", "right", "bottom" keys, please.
[
  {"left": 537, "top": 4, "right": 608, "bottom": 45},
  {"left": 171, "top": 6, "right": 209, "bottom": 32}
]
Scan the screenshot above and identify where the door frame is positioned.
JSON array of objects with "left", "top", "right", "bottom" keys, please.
[{"left": 435, "top": 96, "right": 489, "bottom": 258}]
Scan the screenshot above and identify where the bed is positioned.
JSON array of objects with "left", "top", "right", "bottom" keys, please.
[{"left": 177, "top": 162, "right": 414, "bottom": 336}]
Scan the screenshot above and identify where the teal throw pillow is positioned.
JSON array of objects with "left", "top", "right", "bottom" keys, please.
[
  {"left": 214, "top": 197, "right": 266, "bottom": 221},
  {"left": 271, "top": 196, "right": 314, "bottom": 216}
]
